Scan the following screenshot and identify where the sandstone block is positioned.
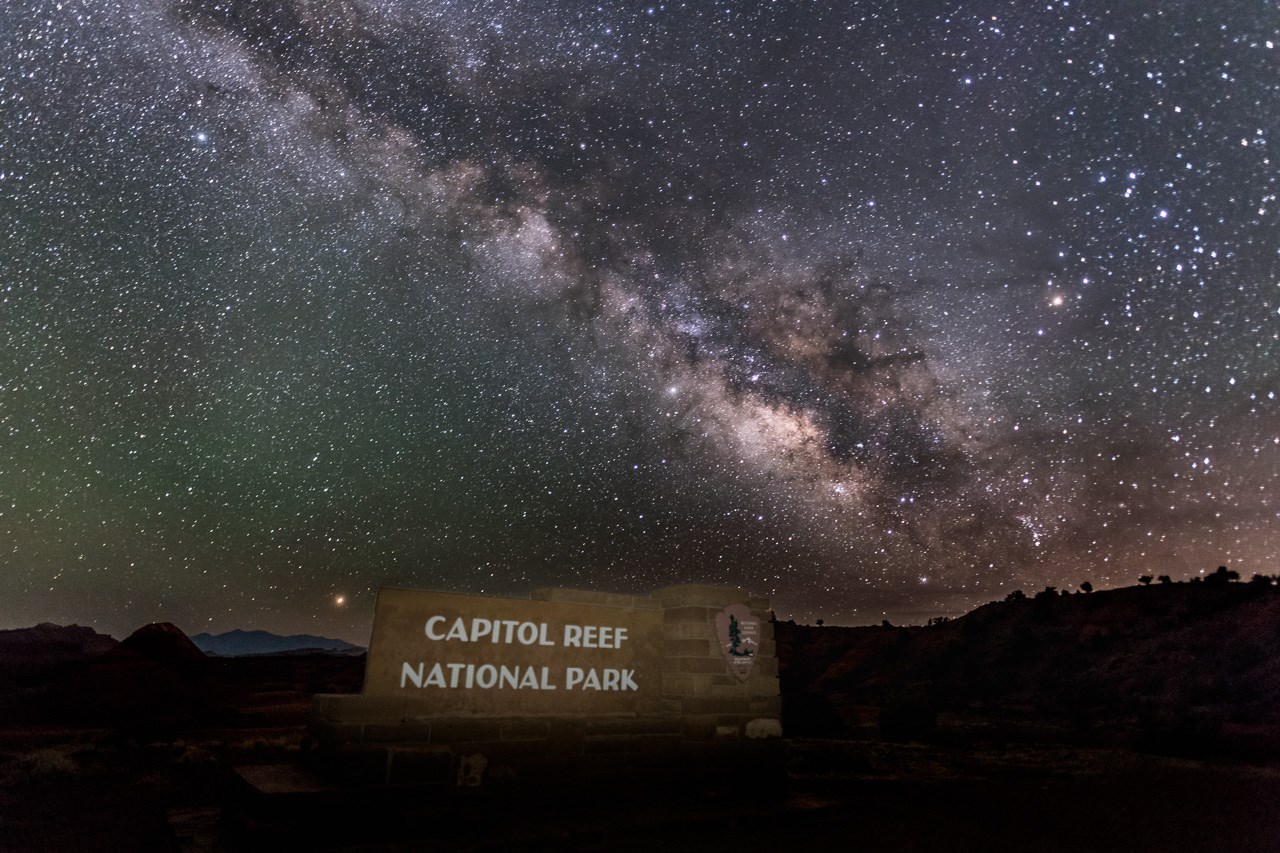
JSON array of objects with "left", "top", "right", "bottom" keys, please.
[
  {"left": 528, "top": 587, "right": 611, "bottom": 605},
  {"left": 745, "top": 718, "right": 783, "bottom": 739},
  {"left": 661, "top": 672, "right": 716, "bottom": 695},
  {"left": 428, "top": 719, "right": 503, "bottom": 743},
  {"left": 653, "top": 584, "right": 749, "bottom": 607},
  {"left": 664, "top": 638, "right": 716, "bottom": 656},
  {"left": 749, "top": 675, "right": 781, "bottom": 697},
  {"left": 309, "top": 720, "right": 364, "bottom": 748},
  {"left": 681, "top": 695, "right": 754, "bottom": 715},
  {"left": 314, "top": 694, "right": 406, "bottom": 723},
  {"left": 333, "top": 745, "right": 389, "bottom": 786},
  {"left": 585, "top": 717, "right": 682, "bottom": 736},
  {"left": 386, "top": 746, "right": 452, "bottom": 786},
  {"left": 663, "top": 605, "right": 718, "bottom": 625},
  {"left": 500, "top": 719, "right": 551, "bottom": 741},
  {"left": 362, "top": 722, "right": 433, "bottom": 744},
  {"left": 662, "top": 622, "right": 715, "bottom": 641}
]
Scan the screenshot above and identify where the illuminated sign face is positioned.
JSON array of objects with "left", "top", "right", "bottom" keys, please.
[{"left": 363, "top": 588, "right": 664, "bottom": 715}]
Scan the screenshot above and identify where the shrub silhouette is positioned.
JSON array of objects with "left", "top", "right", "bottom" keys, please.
[
  {"left": 1139, "top": 575, "right": 1153, "bottom": 585},
  {"left": 1204, "top": 566, "right": 1240, "bottom": 587},
  {"left": 1080, "top": 581, "right": 1093, "bottom": 593}
]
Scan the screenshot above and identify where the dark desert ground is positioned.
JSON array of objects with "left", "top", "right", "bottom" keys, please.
[{"left": 3, "top": 575, "right": 1280, "bottom": 851}]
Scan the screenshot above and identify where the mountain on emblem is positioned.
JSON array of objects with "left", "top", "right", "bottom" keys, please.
[{"left": 714, "top": 603, "right": 761, "bottom": 681}]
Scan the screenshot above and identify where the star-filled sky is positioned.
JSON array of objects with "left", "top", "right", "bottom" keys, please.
[{"left": 2, "top": 0, "right": 1277, "bottom": 643}]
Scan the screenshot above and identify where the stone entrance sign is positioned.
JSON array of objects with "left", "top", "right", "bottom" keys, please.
[
  {"left": 309, "top": 584, "right": 782, "bottom": 788},
  {"left": 363, "top": 588, "right": 664, "bottom": 715}
]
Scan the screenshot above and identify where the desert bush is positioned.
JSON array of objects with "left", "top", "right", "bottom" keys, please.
[
  {"left": 23, "top": 745, "right": 82, "bottom": 778},
  {"left": 178, "top": 744, "right": 215, "bottom": 764},
  {"left": 237, "top": 734, "right": 300, "bottom": 754},
  {"left": 1204, "top": 566, "right": 1240, "bottom": 587}
]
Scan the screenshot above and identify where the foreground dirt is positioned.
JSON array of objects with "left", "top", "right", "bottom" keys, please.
[{"left": 2, "top": 725, "right": 1279, "bottom": 852}]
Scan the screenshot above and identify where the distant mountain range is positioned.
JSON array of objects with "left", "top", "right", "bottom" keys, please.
[{"left": 189, "top": 629, "right": 364, "bottom": 657}]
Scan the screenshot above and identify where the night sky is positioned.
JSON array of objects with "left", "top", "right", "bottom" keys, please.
[{"left": 2, "top": 1, "right": 1277, "bottom": 643}]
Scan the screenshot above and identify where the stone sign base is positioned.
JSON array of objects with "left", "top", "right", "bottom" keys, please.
[
  {"left": 307, "top": 708, "right": 783, "bottom": 788},
  {"left": 307, "top": 584, "right": 782, "bottom": 788}
]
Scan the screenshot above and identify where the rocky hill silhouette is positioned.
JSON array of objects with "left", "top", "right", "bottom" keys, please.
[
  {"left": 0, "top": 623, "right": 117, "bottom": 665},
  {"left": 30, "top": 623, "right": 212, "bottom": 735},
  {"left": 0, "top": 620, "right": 365, "bottom": 738},
  {"left": 110, "top": 622, "right": 207, "bottom": 665},
  {"left": 778, "top": 573, "right": 1280, "bottom": 759}
]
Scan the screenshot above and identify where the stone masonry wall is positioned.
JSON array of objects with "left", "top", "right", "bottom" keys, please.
[{"left": 656, "top": 584, "right": 782, "bottom": 741}]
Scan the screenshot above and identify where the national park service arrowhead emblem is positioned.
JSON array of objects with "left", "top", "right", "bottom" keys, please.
[{"left": 715, "top": 603, "right": 760, "bottom": 681}]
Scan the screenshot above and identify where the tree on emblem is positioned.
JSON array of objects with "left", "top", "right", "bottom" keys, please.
[{"left": 727, "top": 614, "right": 753, "bottom": 658}]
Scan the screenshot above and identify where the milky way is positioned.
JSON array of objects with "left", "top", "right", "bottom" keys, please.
[{"left": 2, "top": 0, "right": 1277, "bottom": 640}]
